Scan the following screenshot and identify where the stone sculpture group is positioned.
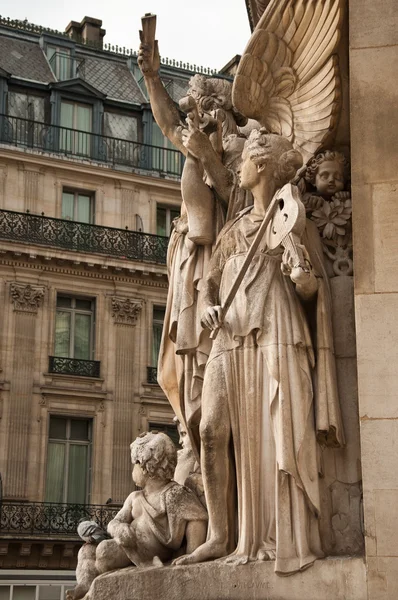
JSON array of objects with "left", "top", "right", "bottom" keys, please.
[{"left": 68, "top": 1, "right": 359, "bottom": 598}]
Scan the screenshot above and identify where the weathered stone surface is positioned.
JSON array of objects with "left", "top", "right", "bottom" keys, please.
[
  {"left": 350, "top": 0, "right": 398, "bottom": 49},
  {"left": 330, "top": 277, "right": 356, "bottom": 358},
  {"left": 334, "top": 357, "right": 361, "bottom": 484},
  {"left": 351, "top": 183, "right": 374, "bottom": 295},
  {"left": 360, "top": 420, "right": 398, "bottom": 491},
  {"left": 373, "top": 183, "right": 398, "bottom": 293},
  {"left": 368, "top": 557, "right": 398, "bottom": 600},
  {"left": 87, "top": 558, "right": 367, "bottom": 600},
  {"left": 363, "top": 490, "right": 377, "bottom": 557},
  {"left": 355, "top": 293, "right": 398, "bottom": 419},
  {"left": 350, "top": 45, "right": 397, "bottom": 185},
  {"left": 374, "top": 490, "right": 398, "bottom": 557}
]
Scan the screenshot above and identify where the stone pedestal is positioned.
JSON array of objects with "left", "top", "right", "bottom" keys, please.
[{"left": 87, "top": 558, "right": 366, "bottom": 600}]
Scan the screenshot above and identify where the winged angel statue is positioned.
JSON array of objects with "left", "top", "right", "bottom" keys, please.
[
  {"left": 139, "top": 0, "right": 345, "bottom": 576},
  {"left": 234, "top": 0, "right": 343, "bottom": 162}
]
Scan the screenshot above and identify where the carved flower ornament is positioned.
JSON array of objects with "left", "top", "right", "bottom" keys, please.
[{"left": 311, "top": 195, "right": 352, "bottom": 240}]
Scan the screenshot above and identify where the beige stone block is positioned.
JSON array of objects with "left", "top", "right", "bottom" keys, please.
[
  {"left": 376, "top": 558, "right": 398, "bottom": 600},
  {"left": 88, "top": 558, "right": 367, "bottom": 600},
  {"left": 350, "top": 0, "right": 398, "bottom": 49},
  {"left": 367, "top": 557, "right": 388, "bottom": 600},
  {"left": 360, "top": 420, "right": 398, "bottom": 491},
  {"left": 352, "top": 183, "right": 374, "bottom": 295},
  {"left": 363, "top": 490, "right": 377, "bottom": 557},
  {"left": 355, "top": 293, "right": 398, "bottom": 419},
  {"left": 373, "top": 183, "right": 398, "bottom": 293},
  {"left": 350, "top": 46, "right": 398, "bottom": 185},
  {"left": 374, "top": 490, "right": 398, "bottom": 556}
]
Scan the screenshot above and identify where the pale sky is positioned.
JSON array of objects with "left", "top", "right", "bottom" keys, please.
[{"left": 0, "top": 0, "right": 252, "bottom": 70}]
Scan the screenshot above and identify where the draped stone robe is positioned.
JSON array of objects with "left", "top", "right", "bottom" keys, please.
[
  {"left": 158, "top": 154, "right": 253, "bottom": 446},
  {"left": 202, "top": 208, "right": 344, "bottom": 574}
]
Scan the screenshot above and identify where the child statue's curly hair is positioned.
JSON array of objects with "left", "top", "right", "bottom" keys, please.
[{"left": 130, "top": 431, "right": 177, "bottom": 481}]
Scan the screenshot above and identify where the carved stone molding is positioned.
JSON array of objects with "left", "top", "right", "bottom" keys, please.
[
  {"left": 10, "top": 283, "right": 45, "bottom": 313},
  {"left": 111, "top": 296, "right": 143, "bottom": 325}
]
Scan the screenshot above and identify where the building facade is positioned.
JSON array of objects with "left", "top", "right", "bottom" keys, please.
[{"left": 0, "top": 15, "right": 223, "bottom": 598}]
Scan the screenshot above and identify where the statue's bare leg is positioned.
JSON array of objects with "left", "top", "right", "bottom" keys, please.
[
  {"left": 67, "top": 544, "right": 97, "bottom": 600},
  {"left": 174, "top": 356, "right": 231, "bottom": 565},
  {"left": 96, "top": 539, "right": 131, "bottom": 574}
]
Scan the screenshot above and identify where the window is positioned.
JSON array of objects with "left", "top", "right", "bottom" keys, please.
[
  {"left": 55, "top": 295, "right": 95, "bottom": 360},
  {"left": 60, "top": 101, "right": 92, "bottom": 156},
  {"left": 151, "top": 120, "right": 182, "bottom": 175},
  {"left": 156, "top": 206, "right": 179, "bottom": 237},
  {"left": 62, "top": 190, "right": 94, "bottom": 224},
  {"left": 47, "top": 45, "right": 73, "bottom": 80},
  {"left": 152, "top": 306, "right": 165, "bottom": 368},
  {"left": 0, "top": 585, "right": 74, "bottom": 600},
  {"left": 45, "top": 415, "right": 92, "bottom": 504},
  {"left": 103, "top": 111, "right": 139, "bottom": 165},
  {"left": 8, "top": 91, "right": 45, "bottom": 122},
  {"left": 149, "top": 422, "right": 179, "bottom": 447},
  {"left": 7, "top": 92, "right": 46, "bottom": 147},
  {"left": 103, "top": 112, "right": 138, "bottom": 141}
]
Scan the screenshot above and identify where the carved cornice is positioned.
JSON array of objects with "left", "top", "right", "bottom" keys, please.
[
  {"left": 111, "top": 296, "right": 143, "bottom": 325},
  {"left": 10, "top": 283, "right": 45, "bottom": 313},
  {"left": 0, "top": 258, "right": 168, "bottom": 288}
]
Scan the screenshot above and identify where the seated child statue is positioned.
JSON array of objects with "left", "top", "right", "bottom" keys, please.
[{"left": 67, "top": 431, "right": 208, "bottom": 600}]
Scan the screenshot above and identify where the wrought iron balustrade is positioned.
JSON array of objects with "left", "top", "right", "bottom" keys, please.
[
  {"left": 0, "top": 501, "right": 118, "bottom": 537},
  {"left": 49, "top": 356, "right": 101, "bottom": 378},
  {"left": 0, "top": 114, "right": 183, "bottom": 177},
  {"left": 0, "top": 209, "right": 168, "bottom": 264},
  {"left": 147, "top": 366, "right": 158, "bottom": 384}
]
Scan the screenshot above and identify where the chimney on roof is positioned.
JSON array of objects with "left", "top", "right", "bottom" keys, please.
[{"left": 65, "top": 16, "right": 106, "bottom": 49}]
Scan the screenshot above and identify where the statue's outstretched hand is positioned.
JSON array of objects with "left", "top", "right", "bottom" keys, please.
[
  {"left": 201, "top": 306, "right": 223, "bottom": 331},
  {"left": 138, "top": 35, "right": 160, "bottom": 78}
]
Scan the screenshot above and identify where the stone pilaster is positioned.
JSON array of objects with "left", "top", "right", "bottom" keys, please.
[
  {"left": 5, "top": 283, "right": 45, "bottom": 498},
  {"left": 110, "top": 297, "right": 143, "bottom": 502}
]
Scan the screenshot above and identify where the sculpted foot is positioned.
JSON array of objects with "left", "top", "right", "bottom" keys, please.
[
  {"left": 173, "top": 540, "right": 228, "bottom": 565},
  {"left": 222, "top": 554, "right": 249, "bottom": 566},
  {"left": 257, "top": 548, "right": 276, "bottom": 561}
]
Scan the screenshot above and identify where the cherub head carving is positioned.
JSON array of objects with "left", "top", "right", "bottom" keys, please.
[
  {"left": 240, "top": 128, "right": 303, "bottom": 190},
  {"left": 304, "top": 150, "right": 350, "bottom": 198},
  {"left": 130, "top": 431, "right": 177, "bottom": 487},
  {"left": 187, "top": 74, "right": 247, "bottom": 137}
]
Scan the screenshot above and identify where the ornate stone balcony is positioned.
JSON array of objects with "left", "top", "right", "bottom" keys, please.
[
  {"left": 0, "top": 114, "right": 183, "bottom": 177},
  {"left": 0, "top": 209, "right": 168, "bottom": 265},
  {"left": 0, "top": 501, "right": 117, "bottom": 539}
]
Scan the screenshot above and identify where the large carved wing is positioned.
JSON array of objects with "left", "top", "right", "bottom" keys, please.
[{"left": 233, "top": 0, "right": 344, "bottom": 162}]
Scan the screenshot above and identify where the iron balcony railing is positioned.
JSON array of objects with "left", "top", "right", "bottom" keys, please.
[
  {"left": 147, "top": 366, "right": 158, "bottom": 384},
  {"left": 0, "top": 501, "right": 118, "bottom": 538},
  {"left": 0, "top": 114, "right": 183, "bottom": 177},
  {"left": 49, "top": 356, "right": 101, "bottom": 378},
  {"left": 0, "top": 209, "right": 168, "bottom": 264}
]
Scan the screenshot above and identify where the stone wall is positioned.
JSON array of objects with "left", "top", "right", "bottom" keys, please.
[{"left": 350, "top": 1, "right": 398, "bottom": 598}]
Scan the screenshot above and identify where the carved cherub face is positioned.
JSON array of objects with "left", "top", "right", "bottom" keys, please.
[
  {"left": 314, "top": 160, "right": 345, "bottom": 197},
  {"left": 132, "top": 462, "right": 148, "bottom": 488}
]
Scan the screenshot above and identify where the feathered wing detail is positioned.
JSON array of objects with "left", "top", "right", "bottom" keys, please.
[{"left": 233, "top": 0, "right": 344, "bottom": 162}]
